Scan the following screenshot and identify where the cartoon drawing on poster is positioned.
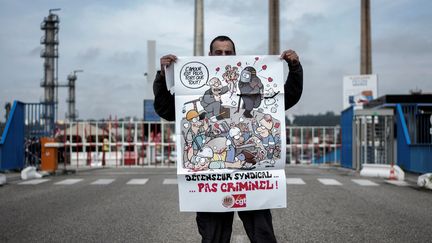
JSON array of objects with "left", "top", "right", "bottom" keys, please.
[
  {"left": 176, "top": 56, "right": 284, "bottom": 172},
  {"left": 174, "top": 55, "right": 287, "bottom": 212}
]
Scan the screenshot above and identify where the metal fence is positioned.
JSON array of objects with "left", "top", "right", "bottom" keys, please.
[
  {"left": 56, "top": 121, "right": 175, "bottom": 167},
  {"left": 286, "top": 126, "right": 341, "bottom": 164},
  {"left": 353, "top": 109, "right": 394, "bottom": 168},
  {"left": 401, "top": 104, "right": 432, "bottom": 145},
  {"left": 25, "top": 102, "right": 55, "bottom": 138},
  {"left": 46, "top": 121, "right": 341, "bottom": 168}
]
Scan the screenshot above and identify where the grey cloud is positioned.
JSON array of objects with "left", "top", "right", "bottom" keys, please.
[
  {"left": 28, "top": 46, "right": 41, "bottom": 57},
  {"left": 284, "top": 12, "right": 325, "bottom": 26},
  {"left": 374, "top": 34, "right": 432, "bottom": 55},
  {"left": 77, "top": 47, "right": 101, "bottom": 61},
  {"left": 206, "top": 0, "right": 266, "bottom": 23},
  {"left": 109, "top": 51, "right": 142, "bottom": 65},
  {"left": 284, "top": 30, "right": 311, "bottom": 52}
]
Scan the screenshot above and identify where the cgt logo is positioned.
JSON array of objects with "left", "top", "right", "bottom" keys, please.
[{"left": 222, "top": 194, "right": 247, "bottom": 208}]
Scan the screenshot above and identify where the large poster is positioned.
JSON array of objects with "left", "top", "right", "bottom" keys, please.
[
  {"left": 343, "top": 74, "right": 378, "bottom": 110},
  {"left": 174, "top": 55, "right": 287, "bottom": 212}
]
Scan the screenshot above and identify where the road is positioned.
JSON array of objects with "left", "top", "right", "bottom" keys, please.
[{"left": 1, "top": 165, "right": 431, "bottom": 243}]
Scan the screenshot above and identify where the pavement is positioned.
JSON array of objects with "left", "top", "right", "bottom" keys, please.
[
  {"left": 2, "top": 164, "right": 431, "bottom": 242},
  {"left": 1, "top": 165, "right": 107, "bottom": 183}
]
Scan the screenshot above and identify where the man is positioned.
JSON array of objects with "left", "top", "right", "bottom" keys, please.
[{"left": 153, "top": 35, "right": 303, "bottom": 243}]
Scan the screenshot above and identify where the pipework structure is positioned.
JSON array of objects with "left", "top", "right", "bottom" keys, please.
[
  {"left": 40, "top": 8, "right": 60, "bottom": 127},
  {"left": 63, "top": 70, "right": 83, "bottom": 121}
]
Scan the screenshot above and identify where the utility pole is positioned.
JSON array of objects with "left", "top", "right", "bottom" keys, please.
[
  {"left": 360, "top": 0, "right": 372, "bottom": 74},
  {"left": 269, "top": 0, "right": 280, "bottom": 55},
  {"left": 194, "top": 0, "right": 204, "bottom": 56}
]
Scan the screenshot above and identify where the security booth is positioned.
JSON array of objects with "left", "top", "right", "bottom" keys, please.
[
  {"left": 352, "top": 109, "right": 394, "bottom": 171},
  {"left": 342, "top": 94, "right": 432, "bottom": 173}
]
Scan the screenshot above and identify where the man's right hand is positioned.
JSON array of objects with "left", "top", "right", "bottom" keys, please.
[{"left": 160, "top": 54, "right": 177, "bottom": 77}]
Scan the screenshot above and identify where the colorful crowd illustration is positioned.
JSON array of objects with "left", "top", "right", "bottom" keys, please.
[{"left": 178, "top": 57, "right": 284, "bottom": 171}]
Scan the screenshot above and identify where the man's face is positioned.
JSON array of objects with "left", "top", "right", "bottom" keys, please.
[{"left": 210, "top": 40, "right": 235, "bottom": 56}]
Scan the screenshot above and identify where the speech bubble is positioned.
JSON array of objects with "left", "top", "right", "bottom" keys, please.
[{"left": 180, "top": 61, "right": 209, "bottom": 89}]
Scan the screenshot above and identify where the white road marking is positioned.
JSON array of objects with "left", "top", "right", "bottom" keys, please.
[
  {"left": 163, "top": 179, "right": 177, "bottom": 184},
  {"left": 352, "top": 179, "right": 379, "bottom": 186},
  {"left": 385, "top": 180, "right": 409, "bottom": 186},
  {"left": 91, "top": 179, "right": 115, "bottom": 185},
  {"left": 54, "top": 179, "right": 83, "bottom": 185},
  {"left": 286, "top": 178, "right": 306, "bottom": 185},
  {"left": 318, "top": 178, "right": 343, "bottom": 186},
  {"left": 18, "top": 179, "right": 51, "bottom": 185},
  {"left": 126, "top": 179, "right": 149, "bottom": 185}
]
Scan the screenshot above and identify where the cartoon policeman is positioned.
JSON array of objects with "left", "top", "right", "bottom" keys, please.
[{"left": 238, "top": 66, "right": 263, "bottom": 118}]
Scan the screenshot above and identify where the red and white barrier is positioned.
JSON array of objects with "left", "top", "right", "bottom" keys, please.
[{"left": 360, "top": 163, "right": 405, "bottom": 181}]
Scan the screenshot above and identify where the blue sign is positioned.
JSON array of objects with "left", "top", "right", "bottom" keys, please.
[{"left": 143, "top": 100, "right": 160, "bottom": 121}]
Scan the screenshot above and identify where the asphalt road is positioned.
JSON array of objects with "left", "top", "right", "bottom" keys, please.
[{"left": 1, "top": 165, "right": 431, "bottom": 243}]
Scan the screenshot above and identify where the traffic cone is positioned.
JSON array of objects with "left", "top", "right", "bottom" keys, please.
[{"left": 389, "top": 162, "right": 397, "bottom": 180}]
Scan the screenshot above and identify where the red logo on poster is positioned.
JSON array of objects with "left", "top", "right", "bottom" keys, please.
[
  {"left": 222, "top": 194, "right": 247, "bottom": 208},
  {"left": 232, "top": 194, "right": 247, "bottom": 208}
]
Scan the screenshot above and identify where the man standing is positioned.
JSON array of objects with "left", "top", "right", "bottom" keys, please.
[{"left": 153, "top": 35, "right": 303, "bottom": 243}]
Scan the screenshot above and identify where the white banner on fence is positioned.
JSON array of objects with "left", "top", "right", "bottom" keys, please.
[{"left": 173, "top": 55, "right": 287, "bottom": 212}]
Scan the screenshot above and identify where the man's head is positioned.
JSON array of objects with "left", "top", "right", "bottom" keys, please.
[{"left": 209, "top": 36, "right": 236, "bottom": 56}]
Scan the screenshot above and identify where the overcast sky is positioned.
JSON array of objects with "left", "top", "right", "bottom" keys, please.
[{"left": 1, "top": 0, "right": 431, "bottom": 120}]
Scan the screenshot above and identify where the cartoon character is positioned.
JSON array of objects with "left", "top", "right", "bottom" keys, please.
[
  {"left": 206, "top": 137, "right": 229, "bottom": 170},
  {"left": 238, "top": 66, "right": 263, "bottom": 118},
  {"left": 184, "top": 109, "right": 209, "bottom": 161},
  {"left": 222, "top": 65, "right": 239, "bottom": 97},
  {"left": 186, "top": 146, "right": 213, "bottom": 171},
  {"left": 208, "top": 121, "right": 230, "bottom": 138},
  {"left": 254, "top": 114, "right": 276, "bottom": 163},
  {"left": 205, "top": 137, "right": 228, "bottom": 162},
  {"left": 237, "top": 150, "right": 258, "bottom": 169},
  {"left": 200, "top": 77, "right": 230, "bottom": 122},
  {"left": 225, "top": 126, "right": 251, "bottom": 162}
]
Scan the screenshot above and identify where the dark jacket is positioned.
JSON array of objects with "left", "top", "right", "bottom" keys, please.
[{"left": 153, "top": 62, "right": 303, "bottom": 121}]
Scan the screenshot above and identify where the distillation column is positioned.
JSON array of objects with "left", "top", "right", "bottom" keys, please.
[
  {"left": 65, "top": 71, "right": 81, "bottom": 121},
  {"left": 40, "top": 9, "right": 60, "bottom": 127}
]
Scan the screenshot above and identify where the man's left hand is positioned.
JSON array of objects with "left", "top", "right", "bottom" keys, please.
[{"left": 280, "top": 49, "right": 300, "bottom": 66}]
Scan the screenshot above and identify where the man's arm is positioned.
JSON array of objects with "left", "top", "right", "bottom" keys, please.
[
  {"left": 280, "top": 49, "right": 303, "bottom": 110},
  {"left": 284, "top": 63, "right": 303, "bottom": 110},
  {"left": 153, "top": 71, "right": 176, "bottom": 121}
]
